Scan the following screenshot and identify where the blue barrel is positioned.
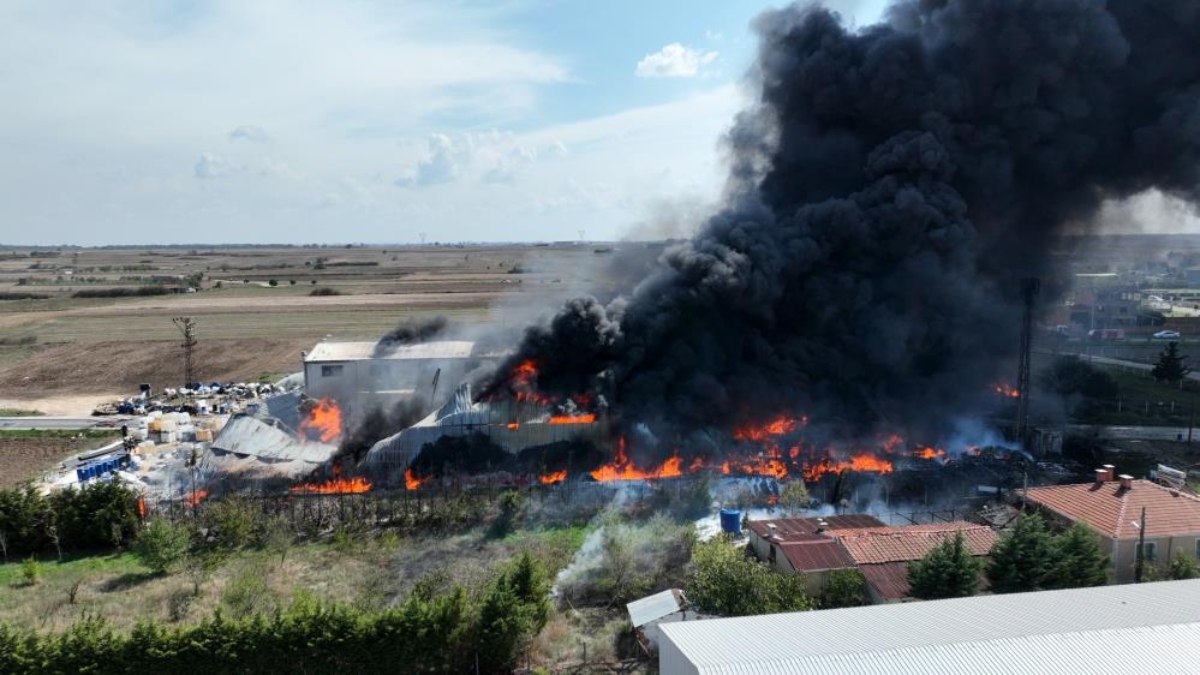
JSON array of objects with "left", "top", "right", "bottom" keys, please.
[{"left": 720, "top": 508, "right": 742, "bottom": 535}]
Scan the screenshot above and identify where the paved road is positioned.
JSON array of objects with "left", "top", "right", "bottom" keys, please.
[
  {"left": 1068, "top": 424, "right": 1198, "bottom": 442},
  {"left": 1036, "top": 349, "right": 1200, "bottom": 382},
  {"left": 0, "top": 416, "right": 128, "bottom": 431}
]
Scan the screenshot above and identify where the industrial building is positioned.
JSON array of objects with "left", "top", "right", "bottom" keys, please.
[
  {"left": 658, "top": 579, "right": 1200, "bottom": 675},
  {"left": 1023, "top": 467, "right": 1200, "bottom": 583},
  {"left": 302, "top": 339, "right": 501, "bottom": 406}
]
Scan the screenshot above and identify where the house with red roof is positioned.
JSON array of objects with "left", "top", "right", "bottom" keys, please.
[
  {"left": 1023, "top": 467, "right": 1200, "bottom": 583},
  {"left": 746, "top": 515, "right": 997, "bottom": 602}
]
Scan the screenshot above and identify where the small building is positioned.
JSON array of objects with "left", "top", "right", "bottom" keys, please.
[
  {"left": 837, "top": 522, "right": 998, "bottom": 603},
  {"left": 745, "top": 515, "right": 884, "bottom": 594},
  {"left": 658, "top": 579, "right": 1200, "bottom": 675},
  {"left": 626, "top": 589, "right": 707, "bottom": 650},
  {"left": 746, "top": 516, "right": 996, "bottom": 602},
  {"left": 1023, "top": 468, "right": 1200, "bottom": 583}
]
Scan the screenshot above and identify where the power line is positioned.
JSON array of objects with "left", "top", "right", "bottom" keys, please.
[{"left": 172, "top": 316, "right": 198, "bottom": 385}]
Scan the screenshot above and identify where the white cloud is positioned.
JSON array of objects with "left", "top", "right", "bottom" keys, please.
[
  {"left": 194, "top": 153, "right": 242, "bottom": 179},
  {"left": 228, "top": 125, "right": 271, "bottom": 143},
  {"left": 635, "top": 43, "right": 718, "bottom": 79}
]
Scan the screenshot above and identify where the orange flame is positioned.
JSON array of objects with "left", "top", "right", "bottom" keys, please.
[
  {"left": 183, "top": 489, "right": 208, "bottom": 507},
  {"left": 538, "top": 469, "right": 568, "bottom": 485},
  {"left": 136, "top": 496, "right": 146, "bottom": 519},
  {"left": 589, "top": 438, "right": 683, "bottom": 481},
  {"left": 733, "top": 415, "right": 804, "bottom": 442},
  {"left": 506, "top": 422, "right": 519, "bottom": 431},
  {"left": 993, "top": 383, "right": 1020, "bottom": 399},
  {"left": 547, "top": 413, "right": 597, "bottom": 425},
  {"left": 289, "top": 476, "right": 371, "bottom": 494},
  {"left": 803, "top": 454, "right": 894, "bottom": 481},
  {"left": 405, "top": 467, "right": 427, "bottom": 491},
  {"left": 299, "top": 398, "right": 342, "bottom": 443},
  {"left": 510, "top": 359, "right": 553, "bottom": 404},
  {"left": 915, "top": 446, "right": 946, "bottom": 461}
]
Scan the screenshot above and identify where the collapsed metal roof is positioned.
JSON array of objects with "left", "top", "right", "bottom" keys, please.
[{"left": 211, "top": 414, "right": 336, "bottom": 464}]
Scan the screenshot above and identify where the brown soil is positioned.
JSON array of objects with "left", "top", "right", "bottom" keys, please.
[
  {"left": 0, "top": 437, "right": 104, "bottom": 487},
  {"left": 0, "top": 338, "right": 311, "bottom": 396}
]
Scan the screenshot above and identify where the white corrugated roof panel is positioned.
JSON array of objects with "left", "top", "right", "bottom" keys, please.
[
  {"left": 659, "top": 580, "right": 1200, "bottom": 675},
  {"left": 628, "top": 589, "right": 683, "bottom": 628},
  {"left": 305, "top": 340, "right": 476, "bottom": 362}
]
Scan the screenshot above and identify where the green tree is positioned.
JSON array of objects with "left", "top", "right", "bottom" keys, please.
[
  {"left": 1146, "top": 552, "right": 1200, "bottom": 581},
  {"left": 476, "top": 553, "right": 551, "bottom": 673},
  {"left": 778, "top": 481, "right": 811, "bottom": 514},
  {"left": 686, "top": 537, "right": 812, "bottom": 616},
  {"left": 820, "top": 568, "right": 867, "bottom": 608},
  {"left": 134, "top": 519, "right": 191, "bottom": 575},
  {"left": 986, "top": 513, "right": 1056, "bottom": 593},
  {"left": 907, "top": 531, "right": 982, "bottom": 600},
  {"left": 1047, "top": 523, "right": 1109, "bottom": 588},
  {"left": 1152, "top": 341, "right": 1191, "bottom": 387}
]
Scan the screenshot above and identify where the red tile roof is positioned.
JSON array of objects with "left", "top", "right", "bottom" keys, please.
[
  {"left": 859, "top": 561, "right": 991, "bottom": 601},
  {"left": 837, "top": 522, "right": 998, "bottom": 565},
  {"left": 859, "top": 562, "right": 914, "bottom": 601},
  {"left": 777, "top": 539, "right": 857, "bottom": 572},
  {"left": 1024, "top": 480, "right": 1200, "bottom": 539},
  {"left": 746, "top": 514, "right": 885, "bottom": 542}
]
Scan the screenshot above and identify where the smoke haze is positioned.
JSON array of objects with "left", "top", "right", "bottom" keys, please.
[{"left": 493, "top": 0, "right": 1200, "bottom": 445}]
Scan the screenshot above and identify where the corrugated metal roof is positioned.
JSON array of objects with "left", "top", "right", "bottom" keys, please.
[
  {"left": 659, "top": 579, "right": 1200, "bottom": 675},
  {"left": 745, "top": 515, "right": 885, "bottom": 541},
  {"left": 681, "top": 622, "right": 1200, "bottom": 675},
  {"left": 628, "top": 589, "right": 683, "bottom": 627},
  {"left": 777, "top": 539, "right": 856, "bottom": 572},
  {"left": 1024, "top": 479, "right": 1200, "bottom": 538},
  {"left": 212, "top": 415, "right": 336, "bottom": 463},
  {"left": 304, "top": 340, "right": 476, "bottom": 362}
]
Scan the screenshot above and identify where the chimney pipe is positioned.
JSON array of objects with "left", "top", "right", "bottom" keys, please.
[
  {"left": 1102, "top": 464, "right": 1115, "bottom": 482},
  {"left": 1119, "top": 474, "right": 1133, "bottom": 491},
  {"left": 1095, "top": 468, "right": 1107, "bottom": 486},
  {"left": 767, "top": 523, "right": 778, "bottom": 540}
]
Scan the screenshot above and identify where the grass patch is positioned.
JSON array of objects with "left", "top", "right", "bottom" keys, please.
[
  {"left": 0, "top": 409, "right": 43, "bottom": 417},
  {"left": 0, "top": 551, "right": 143, "bottom": 587},
  {"left": 0, "top": 429, "right": 121, "bottom": 440}
]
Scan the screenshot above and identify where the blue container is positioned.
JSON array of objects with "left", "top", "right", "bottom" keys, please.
[
  {"left": 719, "top": 508, "right": 742, "bottom": 535},
  {"left": 76, "top": 468, "right": 86, "bottom": 482}
]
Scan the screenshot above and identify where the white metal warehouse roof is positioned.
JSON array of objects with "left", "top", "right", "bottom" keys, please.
[
  {"left": 658, "top": 580, "right": 1200, "bottom": 675},
  {"left": 304, "top": 340, "right": 476, "bottom": 362}
]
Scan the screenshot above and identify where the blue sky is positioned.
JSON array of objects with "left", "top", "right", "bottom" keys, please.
[{"left": 0, "top": 0, "right": 893, "bottom": 245}]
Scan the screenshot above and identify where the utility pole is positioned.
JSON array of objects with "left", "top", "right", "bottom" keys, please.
[
  {"left": 172, "top": 317, "right": 197, "bottom": 385},
  {"left": 1134, "top": 506, "right": 1147, "bottom": 583},
  {"left": 1016, "top": 278, "right": 1040, "bottom": 445}
]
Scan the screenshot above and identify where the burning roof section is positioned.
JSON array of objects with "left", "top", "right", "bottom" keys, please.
[
  {"left": 1024, "top": 479, "right": 1200, "bottom": 539},
  {"left": 212, "top": 414, "right": 337, "bottom": 464}
]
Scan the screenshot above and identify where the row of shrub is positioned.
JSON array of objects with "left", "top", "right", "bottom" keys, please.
[
  {"left": 0, "top": 292, "right": 48, "bottom": 301},
  {"left": 0, "top": 483, "right": 141, "bottom": 556},
  {"left": 0, "top": 553, "right": 552, "bottom": 674},
  {"left": 71, "top": 286, "right": 171, "bottom": 298}
]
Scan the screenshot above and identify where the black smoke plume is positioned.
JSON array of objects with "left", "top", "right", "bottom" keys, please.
[
  {"left": 492, "top": 0, "right": 1200, "bottom": 444},
  {"left": 372, "top": 316, "right": 449, "bottom": 357}
]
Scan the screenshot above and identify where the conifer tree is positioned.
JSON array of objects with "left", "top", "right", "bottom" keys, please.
[
  {"left": 1047, "top": 523, "right": 1109, "bottom": 588},
  {"left": 908, "top": 531, "right": 981, "bottom": 600},
  {"left": 986, "top": 513, "right": 1056, "bottom": 593}
]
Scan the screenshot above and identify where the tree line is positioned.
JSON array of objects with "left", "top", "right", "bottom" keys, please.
[
  {"left": 0, "top": 483, "right": 140, "bottom": 560},
  {"left": 0, "top": 553, "right": 552, "bottom": 674}
]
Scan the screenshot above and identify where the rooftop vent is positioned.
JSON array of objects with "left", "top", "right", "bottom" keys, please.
[
  {"left": 1119, "top": 474, "right": 1134, "bottom": 491},
  {"left": 1102, "top": 465, "right": 1116, "bottom": 482}
]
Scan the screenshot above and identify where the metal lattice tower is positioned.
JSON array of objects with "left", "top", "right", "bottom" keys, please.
[
  {"left": 172, "top": 316, "right": 197, "bottom": 385},
  {"left": 1016, "top": 278, "right": 1040, "bottom": 444}
]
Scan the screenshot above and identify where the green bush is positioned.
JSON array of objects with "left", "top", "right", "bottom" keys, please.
[
  {"left": 20, "top": 556, "right": 41, "bottom": 586},
  {"left": 134, "top": 520, "right": 190, "bottom": 575},
  {"left": 0, "top": 483, "right": 140, "bottom": 556},
  {"left": 686, "top": 536, "right": 812, "bottom": 616},
  {"left": 0, "top": 556, "right": 557, "bottom": 674}
]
